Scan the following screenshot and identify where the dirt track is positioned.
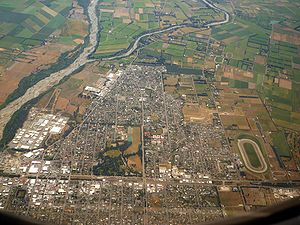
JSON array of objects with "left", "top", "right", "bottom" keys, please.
[{"left": 237, "top": 139, "right": 268, "bottom": 174}]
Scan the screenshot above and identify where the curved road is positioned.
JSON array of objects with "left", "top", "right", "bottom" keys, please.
[
  {"left": 0, "top": 0, "right": 231, "bottom": 139},
  {"left": 238, "top": 139, "right": 268, "bottom": 174}
]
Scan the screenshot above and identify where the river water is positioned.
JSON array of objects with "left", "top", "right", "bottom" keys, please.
[
  {"left": 0, "top": 0, "right": 100, "bottom": 138},
  {"left": 0, "top": 0, "right": 230, "bottom": 140}
]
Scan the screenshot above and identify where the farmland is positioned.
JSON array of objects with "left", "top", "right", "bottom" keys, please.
[
  {"left": 0, "top": 0, "right": 88, "bottom": 105},
  {"left": 0, "top": 0, "right": 73, "bottom": 52},
  {"left": 210, "top": 0, "right": 300, "bottom": 180},
  {"left": 0, "top": 0, "right": 91, "bottom": 117},
  {"left": 93, "top": 0, "right": 224, "bottom": 58},
  {"left": 215, "top": 1, "right": 300, "bottom": 132},
  {"left": 0, "top": 1, "right": 299, "bottom": 224}
]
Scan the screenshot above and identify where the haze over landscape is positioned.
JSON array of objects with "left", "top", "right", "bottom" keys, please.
[{"left": 0, "top": 0, "right": 299, "bottom": 224}]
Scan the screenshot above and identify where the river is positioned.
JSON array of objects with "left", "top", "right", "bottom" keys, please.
[
  {"left": 92, "top": 0, "right": 230, "bottom": 61},
  {"left": 0, "top": 0, "right": 230, "bottom": 140},
  {"left": 0, "top": 0, "right": 100, "bottom": 139}
]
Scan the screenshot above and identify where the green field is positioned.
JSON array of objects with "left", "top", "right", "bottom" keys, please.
[
  {"left": 213, "top": 0, "right": 300, "bottom": 131},
  {"left": 93, "top": 0, "right": 224, "bottom": 59},
  {"left": 0, "top": 0, "right": 74, "bottom": 71},
  {"left": 0, "top": 0, "right": 72, "bottom": 50},
  {"left": 244, "top": 142, "right": 262, "bottom": 168},
  {"left": 270, "top": 131, "right": 291, "bottom": 157}
]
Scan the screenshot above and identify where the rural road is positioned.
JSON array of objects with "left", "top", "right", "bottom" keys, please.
[{"left": 0, "top": 0, "right": 231, "bottom": 140}]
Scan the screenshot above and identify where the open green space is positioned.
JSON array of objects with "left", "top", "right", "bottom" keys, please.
[
  {"left": 243, "top": 142, "right": 262, "bottom": 168},
  {"left": 270, "top": 131, "right": 291, "bottom": 157},
  {"left": 0, "top": 0, "right": 73, "bottom": 70}
]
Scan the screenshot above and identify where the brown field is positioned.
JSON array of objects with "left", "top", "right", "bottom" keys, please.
[
  {"left": 164, "top": 86, "right": 176, "bottom": 94},
  {"left": 223, "top": 65, "right": 253, "bottom": 80},
  {"left": 187, "top": 57, "right": 193, "bottom": 63},
  {"left": 164, "top": 76, "right": 178, "bottom": 86},
  {"left": 15, "top": 58, "right": 33, "bottom": 63},
  {"left": 279, "top": 79, "right": 292, "bottom": 90},
  {"left": 182, "top": 104, "right": 215, "bottom": 123},
  {"left": 78, "top": 105, "right": 86, "bottom": 115},
  {"left": 127, "top": 155, "right": 142, "bottom": 173},
  {"left": 123, "top": 18, "right": 131, "bottom": 24},
  {"left": 248, "top": 82, "right": 256, "bottom": 89},
  {"left": 55, "top": 97, "right": 69, "bottom": 111},
  {"left": 272, "top": 29, "right": 300, "bottom": 45},
  {"left": 114, "top": 8, "right": 130, "bottom": 17},
  {"left": 174, "top": 27, "right": 202, "bottom": 35},
  {"left": 73, "top": 39, "right": 84, "bottom": 44},
  {"left": 224, "top": 206, "right": 246, "bottom": 217},
  {"left": 219, "top": 190, "right": 244, "bottom": 206},
  {"left": 100, "top": 8, "right": 114, "bottom": 13},
  {"left": 42, "top": 5, "right": 57, "bottom": 17},
  {"left": 0, "top": 43, "right": 72, "bottom": 104},
  {"left": 95, "top": 49, "right": 119, "bottom": 54},
  {"left": 195, "top": 29, "right": 211, "bottom": 37},
  {"left": 204, "top": 57, "right": 215, "bottom": 70},
  {"left": 220, "top": 115, "right": 250, "bottom": 130},
  {"left": 255, "top": 55, "right": 266, "bottom": 65},
  {"left": 223, "top": 36, "right": 240, "bottom": 45},
  {"left": 125, "top": 127, "right": 141, "bottom": 155},
  {"left": 135, "top": 14, "right": 140, "bottom": 21},
  {"left": 100, "top": 2, "right": 112, "bottom": 6},
  {"left": 66, "top": 104, "right": 77, "bottom": 115},
  {"left": 242, "top": 187, "right": 267, "bottom": 206},
  {"left": 145, "top": 2, "right": 155, "bottom": 7}
]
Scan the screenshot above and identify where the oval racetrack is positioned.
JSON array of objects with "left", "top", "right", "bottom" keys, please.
[{"left": 237, "top": 139, "right": 268, "bottom": 173}]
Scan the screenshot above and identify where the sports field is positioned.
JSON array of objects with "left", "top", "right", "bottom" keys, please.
[
  {"left": 238, "top": 138, "right": 268, "bottom": 173},
  {"left": 244, "top": 142, "right": 262, "bottom": 168}
]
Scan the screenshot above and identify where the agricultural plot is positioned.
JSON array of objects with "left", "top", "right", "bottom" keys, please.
[
  {"left": 0, "top": 0, "right": 73, "bottom": 72},
  {"left": 270, "top": 131, "right": 291, "bottom": 158},
  {"left": 214, "top": 1, "right": 300, "bottom": 131},
  {"left": 263, "top": 25, "right": 300, "bottom": 130},
  {"left": 0, "top": 0, "right": 72, "bottom": 50},
  {"left": 94, "top": 0, "right": 224, "bottom": 58},
  {"left": 94, "top": 0, "right": 159, "bottom": 57},
  {"left": 136, "top": 28, "right": 222, "bottom": 72}
]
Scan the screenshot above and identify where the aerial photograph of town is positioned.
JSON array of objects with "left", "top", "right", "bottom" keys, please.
[{"left": 0, "top": 0, "right": 299, "bottom": 224}]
